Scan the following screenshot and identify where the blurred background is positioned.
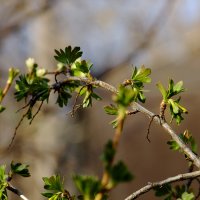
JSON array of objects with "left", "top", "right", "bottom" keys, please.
[{"left": 1, "top": 0, "right": 200, "bottom": 199}]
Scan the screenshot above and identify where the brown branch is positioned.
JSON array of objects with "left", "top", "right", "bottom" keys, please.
[
  {"left": 95, "top": 113, "right": 126, "bottom": 200},
  {"left": 54, "top": 76, "right": 200, "bottom": 169},
  {"left": 7, "top": 184, "right": 29, "bottom": 200},
  {"left": 132, "top": 103, "right": 200, "bottom": 168},
  {"left": 124, "top": 170, "right": 200, "bottom": 200}
]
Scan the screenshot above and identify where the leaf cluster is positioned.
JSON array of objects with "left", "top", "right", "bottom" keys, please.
[
  {"left": 154, "top": 184, "right": 195, "bottom": 200},
  {"left": 54, "top": 46, "right": 83, "bottom": 66},
  {"left": 130, "top": 66, "right": 151, "bottom": 103},
  {"left": 73, "top": 175, "right": 102, "bottom": 200},
  {"left": 101, "top": 140, "right": 133, "bottom": 188},
  {"left": 42, "top": 175, "right": 74, "bottom": 200},
  {"left": 0, "top": 162, "right": 30, "bottom": 199},
  {"left": 157, "top": 79, "right": 188, "bottom": 124},
  {"left": 167, "top": 130, "right": 197, "bottom": 155}
]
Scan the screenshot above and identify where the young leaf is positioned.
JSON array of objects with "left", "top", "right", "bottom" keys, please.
[
  {"left": 173, "top": 81, "right": 184, "bottom": 94},
  {"left": 109, "top": 161, "right": 133, "bottom": 184},
  {"left": 11, "top": 162, "right": 30, "bottom": 177},
  {"left": 101, "top": 140, "right": 116, "bottom": 169},
  {"left": 54, "top": 46, "right": 83, "bottom": 65},
  {"left": 179, "top": 192, "right": 195, "bottom": 200},
  {"left": 0, "top": 105, "right": 6, "bottom": 113},
  {"left": 0, "top": 165, "right": 8, "bottom": 182},
  {"left": 157, "top": 82, "right": 167, "bottom": 101},
  {"left": 154, "top": 184, "right": 172, "bottom": 198},
  {"left": 56, "top": 89, "right": 72, "bottom": 107},
  {"left": 131, "top": 66, "right": 151, "bottom": 83},
  {"left": 113, "top": 86, "right": 136, "bottom": 107},
  {"left": 104, "top": 105, "right": 118, "bottom": 115},
  {"left": 43, "top": 175, "right": 64, "bottom": 191},
  {"left": 73, "top": 175, "right": 101, "bottom": 199}
]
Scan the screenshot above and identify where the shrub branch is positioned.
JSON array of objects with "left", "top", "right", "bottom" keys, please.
[
  {"left": 124, "top": 170, "right": 200, "bottom": 200},
  {"left": 55, "top": 76, "right": 200, "bottom": 169}
]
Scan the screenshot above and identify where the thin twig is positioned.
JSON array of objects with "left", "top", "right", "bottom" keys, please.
[
  {"left": 29, "top": 101, "right": 44, "bottom": 124},
  {"left": 124, "top": 170, "right": 200, "bottom": 200},
  {"left": 8, "top": 112, "right": 27, "bottom": 149},
  {"left": 7, "top": 184, "right": 29, "bottom": 200},
  {"left": 146, "top": 115, "right": 160, "bottom": 143}
]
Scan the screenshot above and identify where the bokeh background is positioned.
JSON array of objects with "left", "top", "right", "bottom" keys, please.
[{"left": 1, "top": 1, "right": 200, "bottom": 199}]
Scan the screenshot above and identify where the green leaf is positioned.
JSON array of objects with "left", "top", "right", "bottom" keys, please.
[
  {"left": 0, "top": 105, "right": 6, "bottom": 113},
  {"left": 104, "top": 105, "right": 118, "bottom": 115},
  {"left": 54, "top": 46, "right": 83, "bottom": 65},
  {"left": 113, "top": 86, "right": 136, "bottom": 107},
  {"left": 109, "top": 161, "right": 133, "bottom": 184},
  {"left": 0, "top": 165, "right": 8, "bottom": 200},
  {"left": 167, "top": 79, "right": 185, "bottom": 98},
  {"left": 154, "top": 184, "right": 172, "bottom": 197},
  {"left": 157, "top": 82, "right": 167, "bottom": 101},
  {"left": 173, "top": 81, "right": 184, "bottom": 94},
  {"left": 131, "top": 66, "right": 151, "bottom": 83},
  {"left": 11, "top": 162, "right": 30, "bottom": 177},
  {"left": 15, "top": 75, "right": 50, "bottom": 103},
  {"left": 168, "top": 98, "right": 188, "bottom": 125},
  {"left": 81, "top": 86, "right": 101, "bottom": 108},
  {"left": 0, "top": 165, "right": 8, "bottom": 182},
  {"left": 73, "top": 175, "right": 101, "bottom": 200},
  {"left": 42, "top": 175, "right": 64, "bottom": 193},
  {"left": 56, "top": 89, "right": 72, "bottom": 107},
  {"left": 168, "top": 99, "right": 179, "bottom": 114},
  {"left": 73, "top": 60, "right": 93, "bottom": 75},
  {"left": 101, "top": 140, "right": 116, "bottom": 169},
  {"left": 180, "top": 192, "right": 195, "bottom": 200},
  {"left": 167, "top": 140, "right": 180, "bottom": 151}
]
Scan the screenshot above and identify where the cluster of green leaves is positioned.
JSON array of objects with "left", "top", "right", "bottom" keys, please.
[
  {"left": 42, "top": 174, "right": 102, "bottom": 200},
  {"left": 42, "top": 175, "right": 75, "bottom": 200},
  {"left": 0, "top": 162, "right": 30, "bottom": 200},
  {"left": 167, "top": 130, "right": 197, "bottom": 155},
  {"left": 14, "top": 61, "right": 50, "bottom": 120},
  {"left": 154, "top": 183, "right": 195, "bottom": 200},
  {"left": 54, "top": 46, "right": 83, "bottom": 66},
  {"left": 130, "top": 66, "right": 151, "bottom": 103},
  {"left": 53, "top": 46, "right": 101, "bottom": 109},
  {"left": 157, "top": 79, "right": 188, "bottom": 124},
  {"left": 104, "top": 65, "right": 151, "bottom": 128},
  {"left": 156, "top": 131, "right": 198, "bottom": 200},
  {"left": 101, "top": 140, "right": 133, "bottom": 188}
]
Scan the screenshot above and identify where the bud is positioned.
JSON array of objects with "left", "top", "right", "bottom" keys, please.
[
  {"left": 26, "top": 58, "right": 35, "bottom": 72},
  {"left": 36, "top": 68, "right": 46, "bottom": 77},
  {"left": 57, "top": 63, "right": 66, "bottom": 72}
]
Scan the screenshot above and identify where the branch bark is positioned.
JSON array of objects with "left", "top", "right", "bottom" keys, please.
[
  {"left": 7, "top": 184, "right": 29, "bottom": 200},
  {"left": 54, "top": 76, "right": 200, "bottom": 169},
  {"left": 124, "top": 170, "right": 200, "bottom": 200}
]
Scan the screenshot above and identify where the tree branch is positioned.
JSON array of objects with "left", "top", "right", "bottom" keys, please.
[
  {"left": 124, "top": 170, "right": 200, "bottom": 200},
  {"left": 53, "top": 76, "right": 200, "bottom": 169},
  {"left": 7, "top": 184, "right": 29, "bottom": 200}
]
